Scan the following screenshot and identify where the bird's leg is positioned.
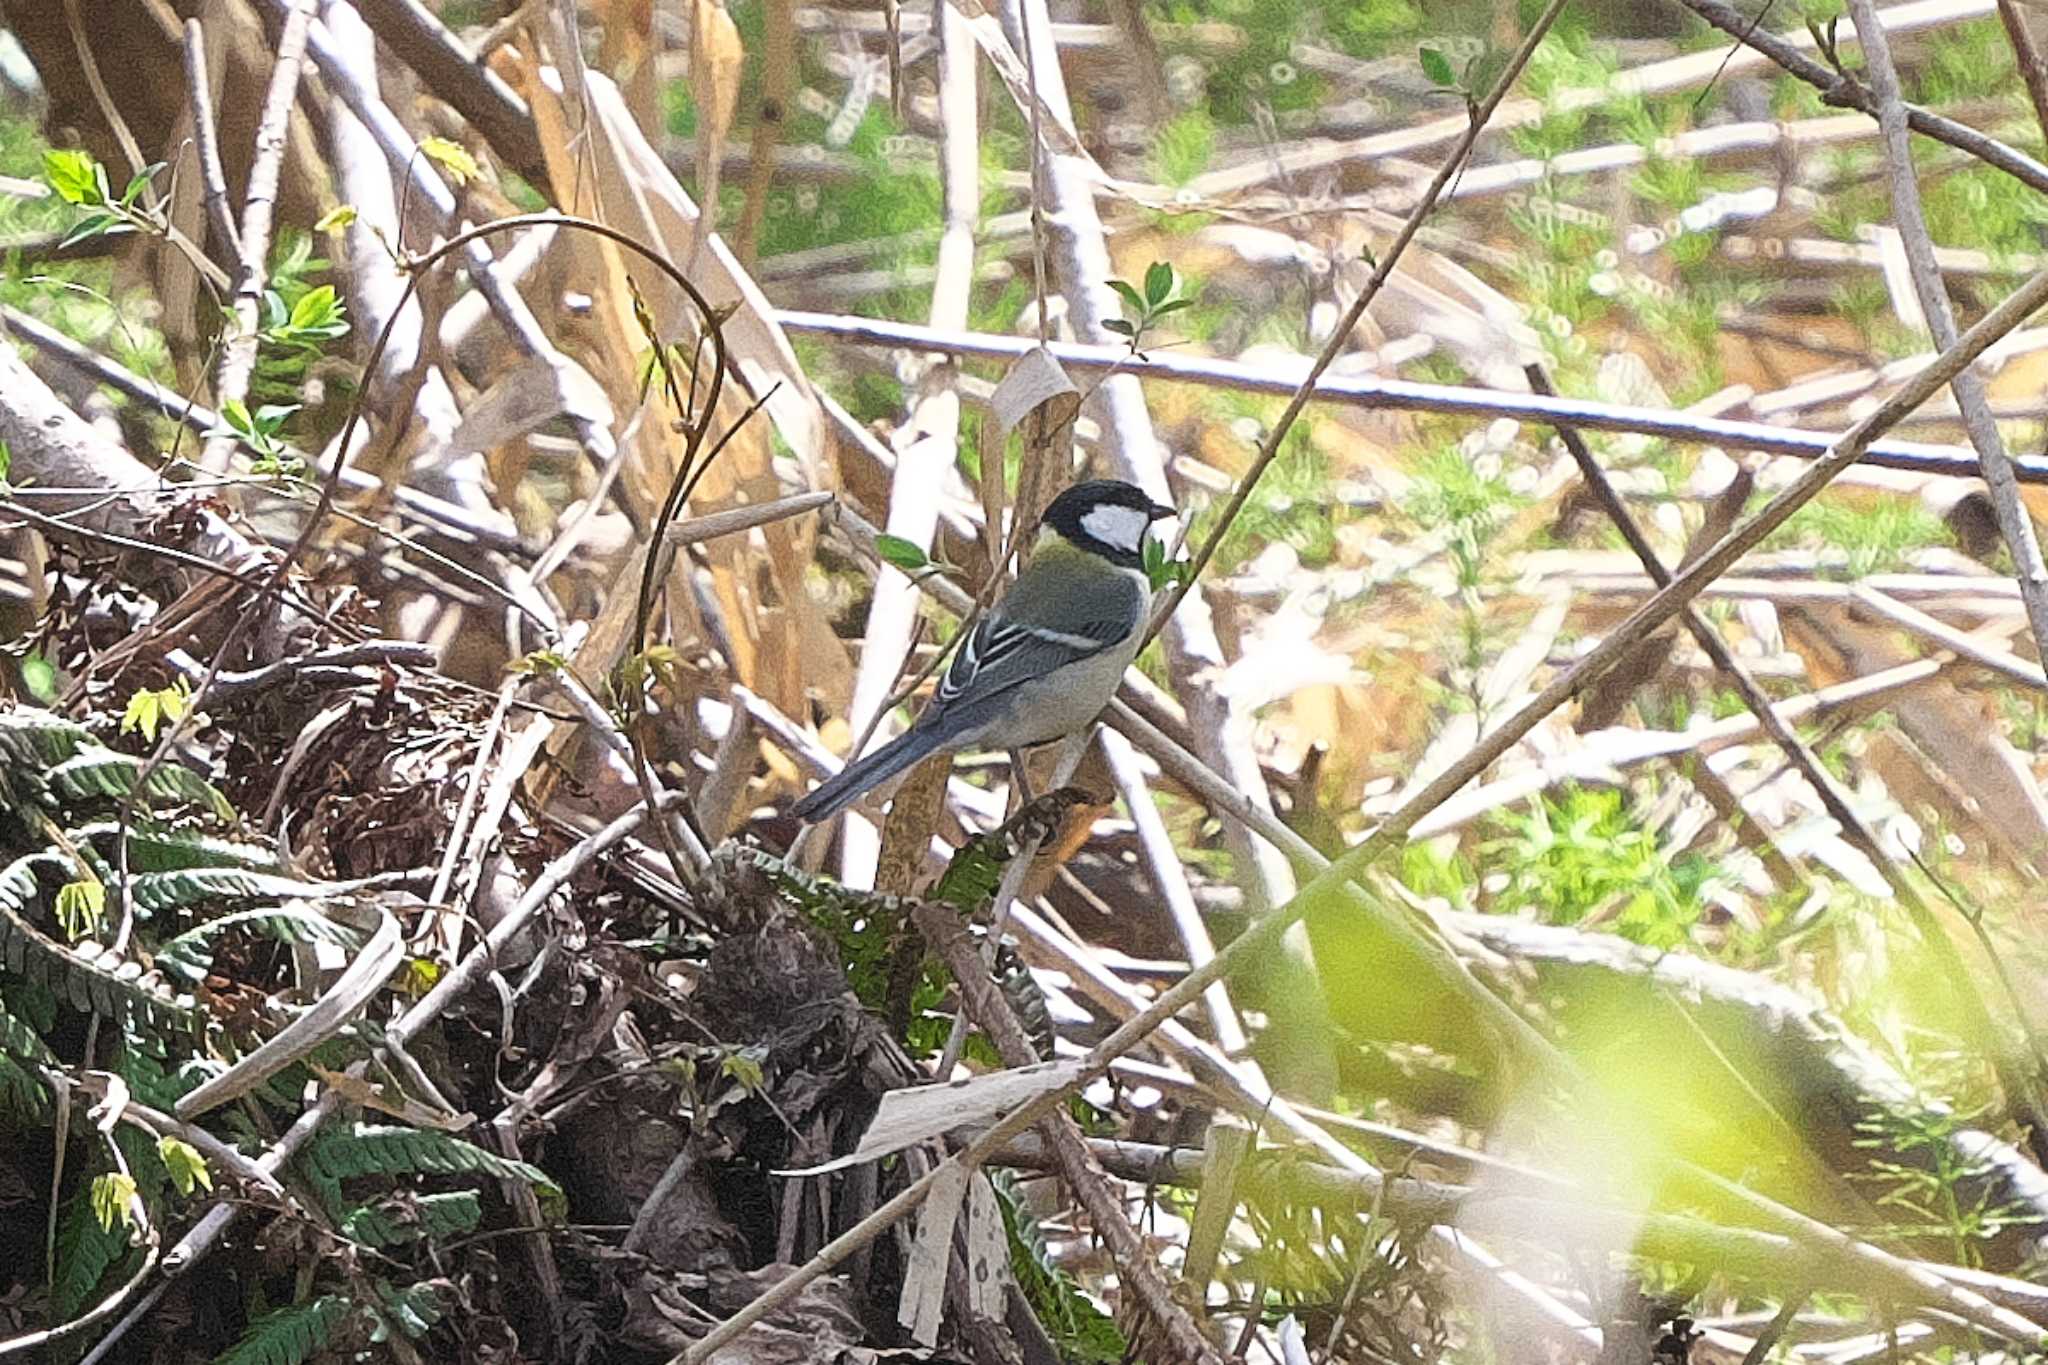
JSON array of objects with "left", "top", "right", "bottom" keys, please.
[{"left": 1007, "top": 748, "right": 1037, "bottom": 813}]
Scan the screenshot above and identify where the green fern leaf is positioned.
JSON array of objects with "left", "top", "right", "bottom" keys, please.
[
  {"left": 302, "top": 1123, "right": 562, "bottom": 1202},
  {"left": 339, "top": 1190, "right": 482, "bottom": 1248},
  {"left": 156, "top": 906, "right": 369, "bottom": 984},
  {"left": 128, "top": 869, "right": 353, "bottom": 915},
  {"left": 0, "top": 855, "right": 201, "bottom": 1032},
  {"left": 211, "top": 1294, "right": 351, "bottom": 1365},
  {"left": 72, "top": 822, "right": 281, "bottom": 874},
  {"left": 0, "top": 1050, "right": 47, "bottom": 1123},
  {"left": 47, "top": 750, "right": 233, "bottom": 820},
  {"left": 49, "top": 1187, "right": 131, "bottom": 1319},
  {"left": 0, "top": 997, "right": 55, "bottom": 1121},
  {"left": 0, "top": 708, "right": 90, "bottom": 767},
  {"left": 371, "top": 1280, "right": 443, "bottom": 1340}
]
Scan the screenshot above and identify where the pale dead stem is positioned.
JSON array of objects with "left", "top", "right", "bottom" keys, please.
[
  {"left": 682, "top": 261, "right": 2048, "bottom": 1365},
  {"left": 777, "top": 309, "right": 2048, "bottom": 484},
  {"left": 1844, "top": 0, "right": 2048, "bottom": 682},
  {"left": 179, "top": 22, "right": 240, "bottom": 263},
  {"left": 198, "top": 0, "right": 317, "bottom": 478},
  {"left": 829, "top": 0, "right": 983, "bottom": 886}
]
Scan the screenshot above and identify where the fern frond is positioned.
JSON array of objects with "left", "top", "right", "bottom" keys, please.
[
  {"left": 155, "top": 905, "right": 368, "bottom": 985},
  {"left": 0, "top": 708, "right": 90, "bottom": 767},
  {"left": 339, "top": 1190, "right": 482, "bottom": 1248},
  {"left": 302, "top": 1124, "right": 561, "bottom": 1200},
  {"left": 47, "top": 750, "right": 233, "bottom": 820},
  {"left": 373, "top": 1279, "right": 444, "bottom": 1338},
  {"left": 0, "top": 996, "right": 55, "bottom": 1122},
  {"left": 49, "top": 1187, "right": 131, "bottom": 1319},
  {"left": 0, "top": 1050, "right": 47, "bottom": 1123},
  {"left": 0, "top": 855, "right": 201, "bottom": 1031},
  {"left": 210, "top": 1294, "right": 351, "bottom": 1365},
  {"left": 71, "top": 822, "right": 281, "bottom": 874},
  {"left": 128, "top": 869, "right": 351, "bottom": 916}
]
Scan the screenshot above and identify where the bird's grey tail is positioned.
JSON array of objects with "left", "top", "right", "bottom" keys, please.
[{"left": 789, "top": 727, "right": 945, "bottom": 823}]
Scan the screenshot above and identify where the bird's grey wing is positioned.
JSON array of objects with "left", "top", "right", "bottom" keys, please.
[
  {"left": 931, "top": 609, "right": 1131, "bottom": 713},
  {"left": 928, "top": 563, "right": 1142, "bottom": 715}
]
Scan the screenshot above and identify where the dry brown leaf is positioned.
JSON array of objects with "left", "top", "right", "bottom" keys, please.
[
  {"left": 688, "top": 0, "right": 745, "bottom": 264},
  {"left": 512, "top": 41, "right": 848, "bottom": 720},
  {"left": 597, "top": 0, "right": 660, "bottom": 135}
]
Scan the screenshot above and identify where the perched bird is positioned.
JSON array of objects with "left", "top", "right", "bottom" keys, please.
[{"left": 791, "top": 479, "right": 1176, "bottom": 822}]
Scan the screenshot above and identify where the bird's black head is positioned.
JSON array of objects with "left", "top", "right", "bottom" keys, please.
[{"left": 1040, "top": 479, "right": 1176, "bottom": 569}]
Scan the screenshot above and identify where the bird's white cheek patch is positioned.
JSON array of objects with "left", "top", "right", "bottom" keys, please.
[{"left": 1080, "top": 504, "right": 1151, "bottom": 552}]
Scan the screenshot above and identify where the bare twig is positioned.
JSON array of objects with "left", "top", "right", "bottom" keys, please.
[
  {"left": 1998, "top": 0, "right": 2048, "bottom": 144},
  {"left": 198, "top": 0, "right": 316, "bottom": 477},
  {"left": 661, "top": 490, "right": 836, "bottom": 547},
  {"left": 180, "top": 21, "right": 241, "bottom": 261},
  {"left": 1844, "top": 0, "right": 2048, "bottom": 674},
  {"left": 776, "top": 310, "right": 2048, "bottom": 483},
  {"left": 1672, "top": 0, "right": 2048, "bottom": 198},
  {"left": 346, "top": 0, "right": 550, "bottom": 189}
]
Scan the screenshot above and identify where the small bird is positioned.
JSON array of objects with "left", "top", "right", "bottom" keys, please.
[{"left": 791, "top": 479, "right": 1176, "bottom": 822}]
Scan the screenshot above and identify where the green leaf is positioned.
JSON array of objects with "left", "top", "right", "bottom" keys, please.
[
  {"left": 211, "top": 1295, "right": 351, "bottom": 1365},
  {"left": 281, "top": 285, "right": 348, "bottom": 343},
  {"left": 0, "top": 439, "right": 11, "bottom": 487},
  {"left": 508, "top": 649, "right": 568, "bottom": 676},
  {"left": 1151, "top": 298, "right": 1194, "bottom": 317},
  {"left": 1143, "top": 260, "right": 1174, "bottom": 307},
  {"left": 313, "top": 204, "right": 358, "bottom": 233},
  {"left": 301, "top": 1123, "right": 563, "bottom": 1202},
  {"left": 1419, "top": 44, "right": 1457, "bottom": 88},
  {"left": 55, "top": 879, "right": 105, "bottom": 939},
  {"left": 58, "top": 212, "right": 119, "bottom": 248},
  {"left": 339, "top": 1190, "right": 480, "bottom": 1248},
  {"left": 121, "top": 680, "right": 191, "bottom": 744},
  {"left": 1102, "top": 318, "right": 1136, "bottom": 337},
  {"left": 43, "top": 148, "right": 103, "bottom": 206},
  {"left": 419, "top": 135, "right": 480, "bottom": 186},
  {"left": 50, "top": 1189, "right": 129, "bottom": 1318},
  {"left": 1105, "top": 279, "right": 1146, "bottom": 315},
  {"left": 721, "top": 1049, "right": 766, "bottom": 1093},
  {"left": 19, "top": 653, "right": 59, "bottom": 704},
  {"left": 118, "top": 162, "right": 164, "bottom": 209},
  {"left": 1142, "top": 536, "right": 1186, "bottom": 592},
  {"left": 159, "top": 1136, "right": 213, "bottom": 1196},
  {"left": 252, "top": 403, "right": 301, "bottom": 433},
  {"left": 90, "top": 1171, "right": 140, "bottom": 1233},
  {"left": 875, "top": 534, "right": 930, "bottom": 573}
]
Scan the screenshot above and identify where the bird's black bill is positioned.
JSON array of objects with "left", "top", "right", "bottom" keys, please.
[{"left": 1147, "top": 502, "right": 1176, "bottom": 521}]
